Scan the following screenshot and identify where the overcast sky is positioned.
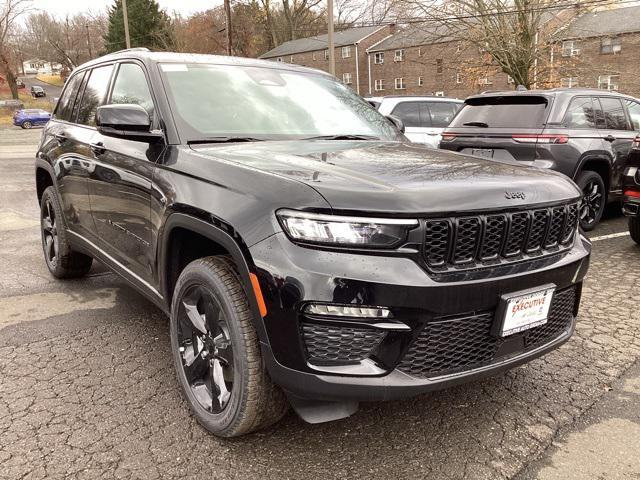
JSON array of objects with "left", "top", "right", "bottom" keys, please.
[{"left": 30, "top": 0, "right": 222, "bottom": 18}]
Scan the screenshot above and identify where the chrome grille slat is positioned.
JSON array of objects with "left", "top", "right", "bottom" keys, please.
[{"left": 423, "top": 202, "right": 578, "bottom": 272}]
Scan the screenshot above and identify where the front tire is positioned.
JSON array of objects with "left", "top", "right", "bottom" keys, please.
[
  {"left": 576, "top": 170, "right": 606, "bottom": 231},
  {"left": 40, "top": 186, "right": 93, "bottom": 278},
  {"left": 22, "top": 121, "right": 32, "bottom": 129},
  {"left": 170, "top": 257, "right": 288, "bottom": 437},
  {"left": 630, "top": 217, "right": 640, "bottom": 245}
]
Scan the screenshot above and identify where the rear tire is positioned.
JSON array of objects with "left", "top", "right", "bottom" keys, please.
[
  {"left": 630, "top": 217, "right": 640, "bottom": 245},
  {"left": 170, "top": 256, "right": 288, "bottom": 437},
  {"left": 576, "top": 170, "right": 606, "bottom": 231},
  {"left": 40, "top": 186, "right": 93, "bottom": 278}
]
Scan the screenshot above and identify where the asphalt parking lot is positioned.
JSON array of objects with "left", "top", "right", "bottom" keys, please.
[{"left": 1, "top": 127, "right": 639, "bottom": 480}]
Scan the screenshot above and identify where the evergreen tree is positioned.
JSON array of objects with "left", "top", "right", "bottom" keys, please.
[{"left": 103, "top": 0, "right": 174, "bottom": 53}]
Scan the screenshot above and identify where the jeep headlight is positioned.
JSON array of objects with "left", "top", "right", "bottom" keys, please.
[{"left": 277, "top": 209, "right": 417, "bottom": 248}]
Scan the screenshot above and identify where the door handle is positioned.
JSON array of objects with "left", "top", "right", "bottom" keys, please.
[
  {"left": 604, "top": 134, "right": 616, "bottom": 142},
  {"left": 90, "top": 142, "right": 106, "bottom": 155}
]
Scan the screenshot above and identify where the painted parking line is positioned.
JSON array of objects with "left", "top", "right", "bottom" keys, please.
[{"left": 590, "top": 231, "right": 630, "bottom": 242}]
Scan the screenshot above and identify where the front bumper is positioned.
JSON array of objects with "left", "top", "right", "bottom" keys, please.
[{"left": 250, "top": 232, "right": 591, "bottom": 402}]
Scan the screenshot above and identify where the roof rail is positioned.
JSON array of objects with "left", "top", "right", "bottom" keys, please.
[{"left": 110, "top": 47, "right": 151, "bottom": 55}]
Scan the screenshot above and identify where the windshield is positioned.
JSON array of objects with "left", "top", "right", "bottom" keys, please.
[
  {"left": 449, "top": 96, "right": 549, "bottom": 129},
  {"left": 159, "top": 63, "right": 400, "bottom": 142}
]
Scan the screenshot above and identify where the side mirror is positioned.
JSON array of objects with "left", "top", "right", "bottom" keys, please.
[
  {"left": 96, "top": 104, "right": 163, "bottom": 142},
  {"left": 386, "top": 115, "right": 405, "bottom": 134}
]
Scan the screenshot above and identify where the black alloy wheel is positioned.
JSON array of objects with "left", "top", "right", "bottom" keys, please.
[
  {"left": 41, "top": 197, "right": 59, "bottom": 269},
  {"left": 176, "top": 284, "right": 234, "bottom": 414},
  {"left": 577, "top": 171, "right": 605, "bottom": 231}
]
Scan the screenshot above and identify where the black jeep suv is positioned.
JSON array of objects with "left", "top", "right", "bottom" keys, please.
[
  {"left": 622, "top": 135, "right": 640, "bottom": 243},
  {"left": 440, "top": 89, "right": 640, "bottom": 230},
  {"left": 35, "top": 50, "right": 591, "bottom": 437}
]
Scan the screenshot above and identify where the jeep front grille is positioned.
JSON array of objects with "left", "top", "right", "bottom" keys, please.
[{"left": 423, "top": 202, "right": 579, "bottom": 272}]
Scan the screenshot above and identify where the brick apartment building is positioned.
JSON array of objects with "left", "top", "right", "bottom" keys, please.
[
  {"left": 553, "top": 5, "right": 640, "bottom": 97},
  {"left": 260, "top": 25, "right": 393, "bottom": 95}
]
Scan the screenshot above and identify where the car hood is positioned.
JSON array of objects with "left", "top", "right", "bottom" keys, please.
[{"left": 191, "top": 141, "right": 581, "bottom": 214}]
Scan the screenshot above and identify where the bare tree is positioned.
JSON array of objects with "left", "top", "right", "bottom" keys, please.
[
  {"left": 399, "top": 0, "right": 577, "bottom": 88},
  {"left": 0, "top": 0, "right": 32, "bottom": 99}
]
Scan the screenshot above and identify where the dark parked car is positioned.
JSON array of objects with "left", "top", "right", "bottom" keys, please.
[
  {"left": 622, "top": 135, "right": 640, "bottom": 244},
  {"left": 440, "top": 89, "right": 640, "bottom": 230},
  {"left": 31, "top": 85, "right": 46, "bottom": 97},
  {"left": 13, "top": 109, "right": 51, "bottom": 129},
  {"left": 16, "top": 78, "right": 25, "bottom": 89},
  {"left": 35, "top": 49, "right": 590, "bottom": 437}
]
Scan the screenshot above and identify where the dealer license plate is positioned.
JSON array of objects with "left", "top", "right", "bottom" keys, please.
[
  {"left": 496, "top": 285, "right": 556, "bottom": 337},
  {"left": 471, "top": 148, "right": 494, "bottom": 159}
]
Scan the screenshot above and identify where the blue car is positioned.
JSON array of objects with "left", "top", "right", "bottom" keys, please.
[{"left": 13, "top": 109, "right": 51, "bottom": 129}]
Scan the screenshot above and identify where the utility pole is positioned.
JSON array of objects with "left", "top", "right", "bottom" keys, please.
[
  {"left": 327, "top": 0, "right": 335, "bottom": 76},
  {"left": 122, "top": 0, "right": 131, "bottom": 49},
  {"left": 85, "top": 24, "right": 93, "bottom": 59},
  {"left": 224, "top": 0, "right": 232, "bottom": 56}
]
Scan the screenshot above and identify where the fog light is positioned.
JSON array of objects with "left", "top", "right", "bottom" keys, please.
[{"left": 304, "top": 304, "right": 392, "bottom": 318}]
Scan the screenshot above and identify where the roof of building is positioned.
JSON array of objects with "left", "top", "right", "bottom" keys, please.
[
  {"left": 560, "top": 5, "right": 640, "bottom": 39},
  {"left": 367, "top": 23, "right": 456, "bottom": 51},
  {"left": 259, "top": 25, "right": 386, "bottom": 58}
]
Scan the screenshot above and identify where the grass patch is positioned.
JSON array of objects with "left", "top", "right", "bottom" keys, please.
[{"left": 36, "top": 74, "right": 65, "bottom": 87}]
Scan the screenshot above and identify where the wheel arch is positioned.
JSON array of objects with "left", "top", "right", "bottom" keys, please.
[
  {"left": 159, "top": 212, "right": 269, "bottom": 344},
  {"left": 35, "top": 159, "right": 56, "bottom": 203},
  {"left": 574, "top": 156, "right": 611, "bottom": 195}
]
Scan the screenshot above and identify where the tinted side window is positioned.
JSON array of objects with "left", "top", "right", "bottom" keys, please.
[
  {"left": 624, "top": 100, "right": 640, "bottom": 130},
  {"left": 598, "top": 97, "right": 631, "bottom": 130},
  {"left": 427, "top": 102, "right": 459, "bottom": 128},
  {"left": 109, "top": 63, "right": 154, "bottom": 119},
  {"left": 564, "top": 97, "right": 596, "bottom": 128},
  {"left": 54, "top": 73, "right": 84, "bottom": 122},
  {"left": 76, "top": 65, "right": 114, "bottom": 126},
  {"left": 391, "top": 102, "right": 424, "bottom": 128}
]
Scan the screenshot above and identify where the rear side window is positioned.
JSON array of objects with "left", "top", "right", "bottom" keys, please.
[
  {"left": 564, "top": 97, "right": 596, "bottom": 128},
  {"left": 76, "top": 64, "right": 114, "bottom": 126},
  {"left": 449, "top": 96, "right": 549, "bottom": 128},
  {"left": 598, "top": 97, "right": 631, "bottom": 130},
  {"left": 54, "top": 73, "right": 84, "bottom": 122},
  {"left": 427, "top": 102, "right": 461, "bottom": 127},
  {"left": 625, "top": 100, "right": 640, "bottom": 130},
  {"left": 391, "top": 102, "right": 424, "bottom": 127},
  {"left": 109, "top": 63, "right": 155, "bottom": 119}
]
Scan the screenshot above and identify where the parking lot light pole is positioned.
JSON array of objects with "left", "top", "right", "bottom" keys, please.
[
  {"left": 327, "top": 0, "right": 335, "bottom": 76},
  {"left": 122, "top": 0, "right": 131, "bottom": 49}
]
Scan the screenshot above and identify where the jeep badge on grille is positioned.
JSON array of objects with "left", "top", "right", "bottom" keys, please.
[{"left": 505, "top": 191, "right": 526, "bottom": 200}]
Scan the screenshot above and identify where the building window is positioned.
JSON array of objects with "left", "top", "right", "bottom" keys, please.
[
  {"left": 324, "top": 50, "right": 329, "bottom": 60},
  {"left": 507, "top": 75, "right": 515, "bottom": 84},
  {"left": 601, "top": 37, "right": 621, "bottom": 54},
  {"left": 374, "top": 52, "right": 384, "bottom": 64},
  {"left": 560, "top": 77, "right": 578, "bottom": 88},
  {"left": 341, "top": 46, "right": 351, "bottom": 58},
  {"left": 394, "top": 49, "right": 405, "bottom": 62},
  {"left": 312, "top": 52, "right": 316, "bottom": 60},
  {"left": 418, "top": 76, "right": 423, "bottom": 86},
  {"left": 456, "top": 43, "right": 462, "bottom": 53},
  {"left": 436, "top": 59, "right": 443, "bottom": 74},
  {"left": 342, "top": 72, "right": 352, "bottom": 84},
  {"left": 435, "top": 91, "right": 445, "bottom": 97},
  {"left": 374, "top": 79, "right": 384, "bottom": 91},
  {"left": 561, "top": 40, "right": 580, "bottom": 57},
  {"left": 478, "top": 77, "right": 492, "bottom": 86},
  {"left": 277, "top": 57, "right": 283, "bottom": 62},
  {"left": 290, "top": 56, "right": 294, "bottom": 63},
  {"left": 418, "top": 48, "right": 422, "bottom": 57},
  {"left": 598, "top": 74, "right": 619, "bottom": 91},
  {"left": 394, "top": 77, "right": 405, "bottom": 90},
  {"left": 456, "top": 72, "right": 462, "bottom": 84}
]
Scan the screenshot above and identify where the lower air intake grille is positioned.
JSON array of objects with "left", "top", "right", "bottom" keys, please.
[
  {"left": 397, "top": 286, "right": 577, "bottom": 378},
  {"left": 301, "top": 323, "right": 385, "bottom": 363}
]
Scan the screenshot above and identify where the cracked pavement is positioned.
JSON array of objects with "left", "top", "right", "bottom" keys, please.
[{"left": 1, "top": 128, "right": 639, "bottom": 479}]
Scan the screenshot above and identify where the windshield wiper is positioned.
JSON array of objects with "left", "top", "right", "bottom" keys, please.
[
  {"left": 302, "top": 134, "right": 380, "bottom": 141},
  {"left": 188, "top": 136, "right": 265, "bottom": 144},
  {"left": 462, "top": 121, "right": 489, "bottom": 128}
]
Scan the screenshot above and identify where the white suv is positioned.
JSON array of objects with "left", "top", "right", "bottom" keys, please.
[{"left": 372, "top": 96, "right": 463, "bottom": 148}]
